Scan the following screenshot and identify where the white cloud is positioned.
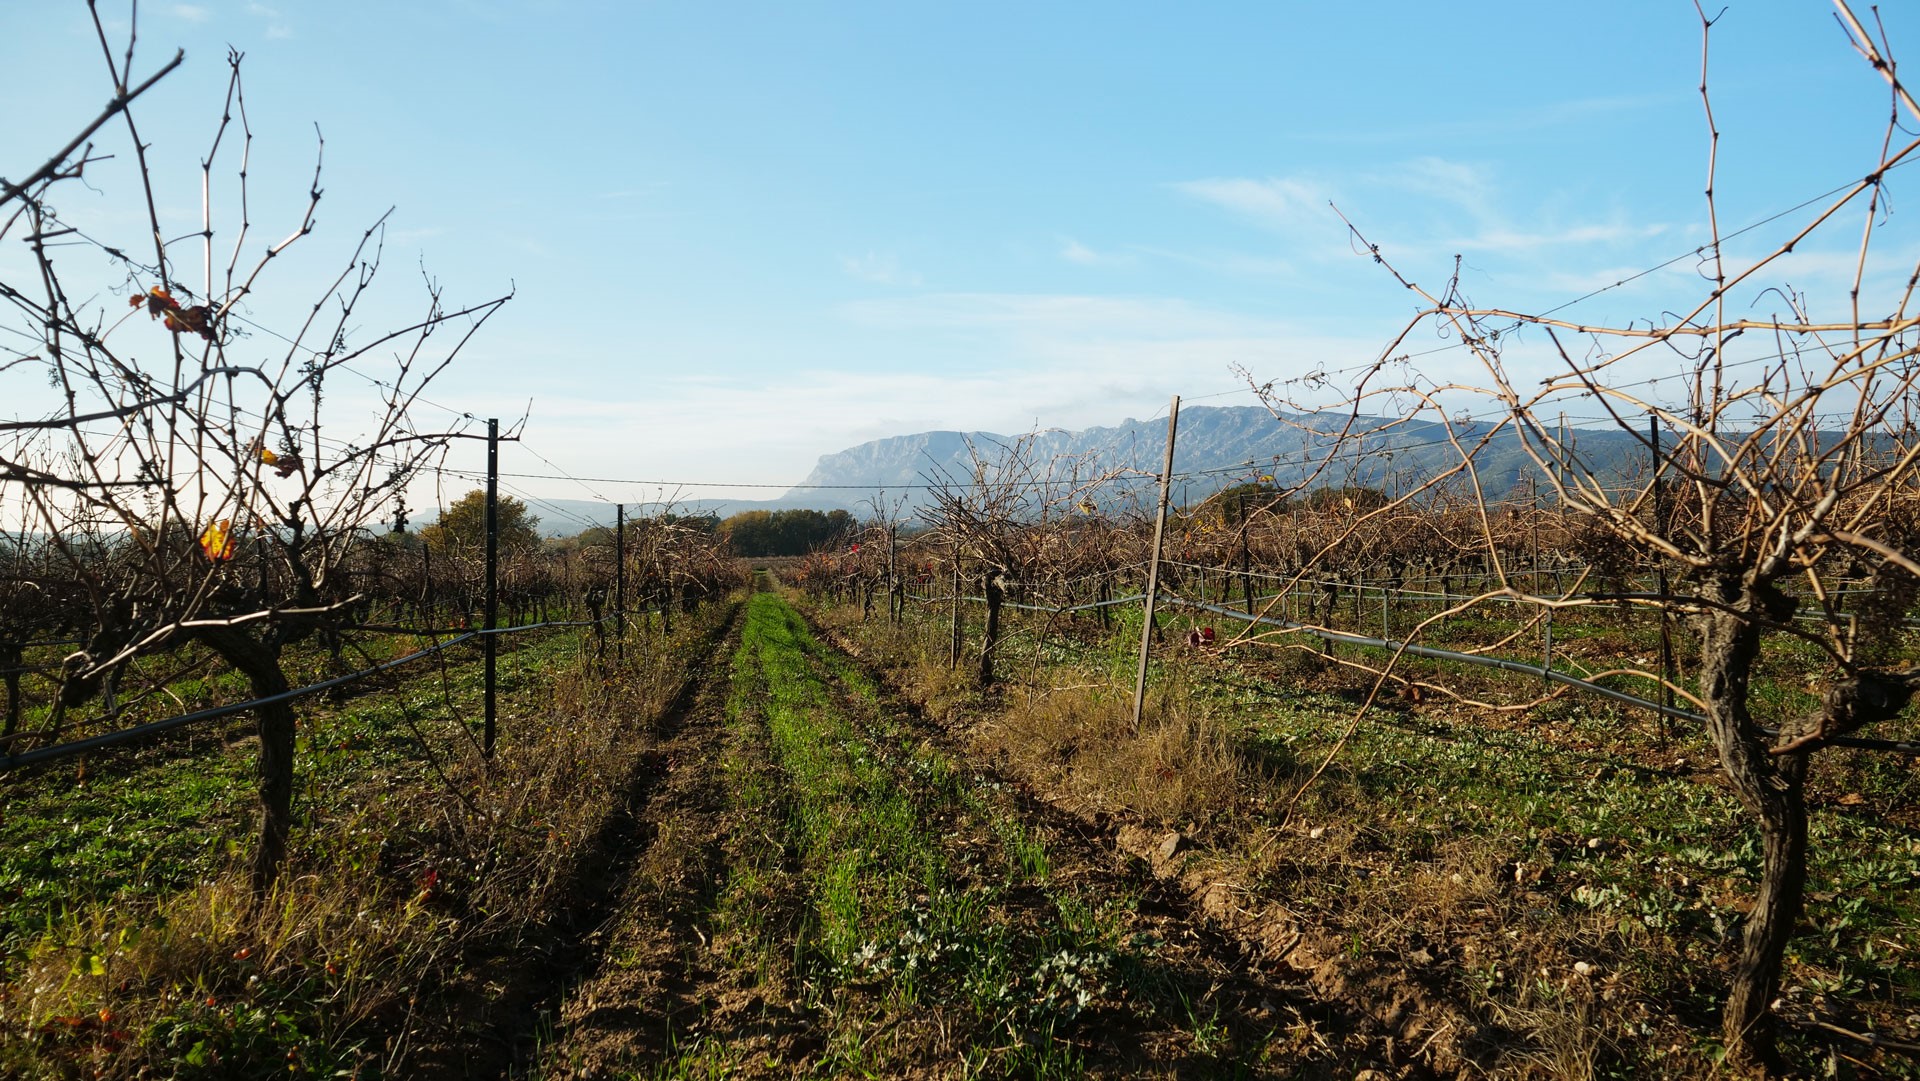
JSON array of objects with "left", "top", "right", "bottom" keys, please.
[
  {"left": 168, "top": 4, "right": 212, "bottom": 21},
  {"left": 480, "top": 292, "right": 1397, "bottom": 499},
  {"left": 1531, "top": 263, "right": 1692, "bottom": 298},
  {"left": 1060, "top": 238, "right": 1100, "bottom": 265},
  {"left": 1058, "top": 237, "right": 1135, "bottom": 268},
  {"left": 241, "top": 0, "right": 293, "bottom": 32},
  {"left": 1378, "top": 156, "right": 1495, "bottom": 216},
  {"left": 1133, "top": 245, "right": 1294, "bottom": 277},
  {"left": 1171, "top": 176, "right": 1334, "bottom": 232},
  {"left": 516, "top": 354, "right": 1295, "bottom": 492},
  {"left": 838, "top": 292, "right": 1284, "bottom": 339},
  {"left": 1173, "top": 161, "right": 1690, "bottom": 294},
  {"left": 1451, "top": 222, "right": 1668, "bottom": 255},
  {"left": 840, "top": 250, "right": 922, "bottom": 286}
]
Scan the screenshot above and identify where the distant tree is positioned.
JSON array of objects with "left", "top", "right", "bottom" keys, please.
[
  {"left": 375, "top": 528, "right": 423, "bottom": 551},
  {"left": 805, "top": 509, "right": 857, "bottom": 551},
  {"left": 421, "top": 489, "right": 541, "bottom": 554},
  {"left": 1209, "top": 481, "right": 1287, "bottom": 525},
  {"left": 719, "top": 510, "right": 774, "bottom": 555},
  {"left": 1300, "top": 486, "right": 1388, "bottom": 513},
  {"left": 719, "top": 508, "right": 856, "bottom": 556},
  {"left": 569, "top": 525, "right": 615, "bottom": 550}
]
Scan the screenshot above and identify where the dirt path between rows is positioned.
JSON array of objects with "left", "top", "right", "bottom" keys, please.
[
  {"left": 534, "top": 612, "right": 815, "bottom": 1076},
  {"left": 404, "top": 605, "right": 746, "bottom": 1079},
  {"left": 811, "top": 614, "right": 1500, "bottom": 1077},
  {"left": 527, "top": 594, "right": 1412, "bottom": 1079}
]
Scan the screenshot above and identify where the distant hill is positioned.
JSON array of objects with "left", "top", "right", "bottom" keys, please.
[
  {"left": 781, "top": 405, "right": 1654, "bottom": 511},
  {"left": 436, "top": 406, "right": 1662, "bottom": 536}
]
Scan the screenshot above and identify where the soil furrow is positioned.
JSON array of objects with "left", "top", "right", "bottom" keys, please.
[
  {"left": 537, "top": 598, "right": 818, "bottom": 1077},
  {"left": 808, "top": 616, "right": 1421, "bottom": 1079},
  {"left": 521, "top": 591, "right": 1418, "bottom": 1078},
  {"left": 406, "top": 602, "right": 746, "bottom": 1080}
]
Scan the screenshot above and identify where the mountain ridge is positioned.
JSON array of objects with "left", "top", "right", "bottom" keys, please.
[
  {"left": 476, "top": 406, "right": 1658, "bottom": 535},
  {"left": 783, "top": 404, "right": 1651, "bottom": 507}
]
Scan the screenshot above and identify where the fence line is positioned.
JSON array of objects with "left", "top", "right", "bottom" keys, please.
[
  {"left": 904, "top": 592, "right": 1149, "bottom": 615},
  {"left": 0, "top": 608, "right": 643, "bottom": 773},
  {"left": 1164, "top": 595, "right": 1698, "bottom": 719},
  {"left": 1164, "top": 596, "right": 1920, "bottom": 756},
  {"left": 901, "top": 585, "right": 1920, "bottom": 757},
  {"left": 1152, "top": 556, "right": 1920, "bottom": 633},
  {"left": 1154, "top": 557, "right": 1897, "bottom": 605}
]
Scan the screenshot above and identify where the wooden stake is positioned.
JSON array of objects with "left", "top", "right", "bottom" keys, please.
[{"left": 1133, "top": 395, "right": 1181, "bottom": 729}]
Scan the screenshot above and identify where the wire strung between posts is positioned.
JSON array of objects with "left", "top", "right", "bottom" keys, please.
[
  {"left": 1163, "top": 597, "right": 1920, "bottom": 756},
  {"left": 0, "top": 607, "right": 646, "bottom": 772},
  {"left": 1000, "top": 593, "right": 1148, "bottom": 614},
  {"left": 1156, "top": 557, "right": 1909, "bottom": 606},
  {"left": 1163, "top": 595, "right": 1700, "bottom": 718},
  {"left": 907, "top": 592, "right": 1147, "bottom": 614},
  {"left": 907, "top": 585, "right": 1920, "bottom": 757},
  {"left": 0, "top": 632, "right": 478, "bottom": 771}
]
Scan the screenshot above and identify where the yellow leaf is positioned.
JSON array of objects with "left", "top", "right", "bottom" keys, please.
[{"left": 199, "top": 519, "right": 235, "bottom": 562}]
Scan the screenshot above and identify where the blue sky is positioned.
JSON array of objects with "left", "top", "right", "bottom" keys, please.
[{"left": 5, "top": 1, "right": 1917, "bottom": 517}]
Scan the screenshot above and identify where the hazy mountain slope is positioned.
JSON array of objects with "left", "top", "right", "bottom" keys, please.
[
  {"left": 452, "top": 407, "right": 1660, "bottom": 535},
  {"left": 786, "top": 405, "right": 1652, "bottom": 505}
]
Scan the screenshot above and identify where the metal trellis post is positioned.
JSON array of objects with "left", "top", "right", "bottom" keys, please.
[
  {"left": 1652, "top": 413, "right": 1675, "bottom": 742},
  {"left": 484, "top": 417, "right": 498, "bottom": 758},
  {"left": 615, "top": 503, "right": 626, "bottom": 664}
]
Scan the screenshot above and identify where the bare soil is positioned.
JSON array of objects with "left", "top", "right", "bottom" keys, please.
[{"left": 522, "top": 596, "right": 1414, "bottom": 1079}]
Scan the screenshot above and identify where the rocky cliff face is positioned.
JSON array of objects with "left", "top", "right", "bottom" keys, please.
[
  {"left": 512, "top": 407, "right": 1665, "bottom": 533},
  {"left": 793, "top": 430, "right": 982, "bottom": 496},
  {"left": 785, "top": 405, "right": 1651, "bottom": 506}
]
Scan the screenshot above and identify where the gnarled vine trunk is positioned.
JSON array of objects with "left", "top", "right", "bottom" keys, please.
[
  {"left": 203, "top": 628, "right": 296, "bottom": 896},
  {"left": 979, "top": 570, "right": 1004, "bottom": 685},
  {"left": 1694, "top": 578, "right": 1807, "bottom": 1071}
]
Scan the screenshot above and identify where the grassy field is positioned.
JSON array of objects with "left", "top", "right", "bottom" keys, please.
[
  {"left": 0, "top": 605, "right": 734, "bottom": 1080},
  {"left": 536, "top": 588, "right": 1388, "bottom": 1078},
  {"left": 809, "top": 593, "right": 1920, "bottom": 1079},
  {"left": 4, "top": 575, "right": 1913, "bottom": 1078}
]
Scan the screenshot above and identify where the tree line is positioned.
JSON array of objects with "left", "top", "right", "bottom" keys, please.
[{"left": 717, "top": 508, "right": 856, "bottom": 557}]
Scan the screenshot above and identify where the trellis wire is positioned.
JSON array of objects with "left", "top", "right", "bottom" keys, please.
[
  {"left": 0, "top": 609, "right": 637, "bottom": 772},
  {"left": 903, "top": 587, "right": 1920, "bottom": 756}
]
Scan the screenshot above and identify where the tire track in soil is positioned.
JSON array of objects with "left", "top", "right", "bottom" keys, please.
[
  {"left": 534, "top": 602, "right": 823, "bottom": 1078},
  {"left": 520, "top": 595, "right": 1414, "bottom": 1078},
  {"left": 798, "top": 613, "right": 1416, "bottom": 1080},
  {"left": 404, "top": 603, "right": 746, "bottom": 1081},
  {"left": 812, "top": 618, "right": 1437, "bottom": 1080}
]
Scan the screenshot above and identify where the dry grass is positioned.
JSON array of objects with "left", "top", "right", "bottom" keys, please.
[
  {"left": 988, "top": 676, "right": 1275, "bottom": 831},
  {"left": 0, "top": 601, "right": 737, "bottom": 1079},
  {"left": 811, "top": 602, "right": 1905, "bottom": 1078},
  {"left": 8, "top": 876, "right": 456, "bottom": 1077},
  {"left": 805, "top": 605, "right": 1274, "bottom": 831}
]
